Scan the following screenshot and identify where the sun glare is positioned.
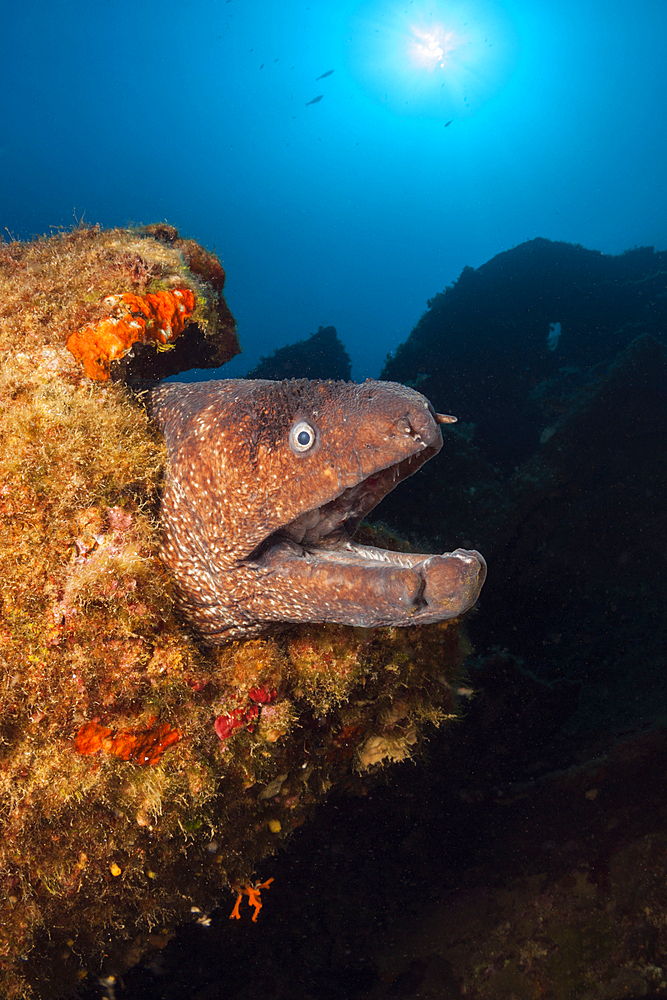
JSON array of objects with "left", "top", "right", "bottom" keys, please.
[
  {"left": 410, "top": 25, "right": 461, "bottom": 70},
  {"left": 348, "top": 0, "right": 520, "bottom": 120}
]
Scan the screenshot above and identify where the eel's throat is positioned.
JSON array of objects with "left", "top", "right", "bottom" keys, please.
[{"left": 252, "top": 445, "right": 435, "bottom": 555}]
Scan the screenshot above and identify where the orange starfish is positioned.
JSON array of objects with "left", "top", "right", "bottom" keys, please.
[{"left": 229, "top": 878, "right": 274, "bottom": 922}]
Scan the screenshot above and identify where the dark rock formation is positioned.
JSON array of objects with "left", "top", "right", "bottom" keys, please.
[
  {"left": 381, "top": 238, "right": 667, "bottom": 469},
  {"left": 247, "top": 325, "right": 352, "bottom": 381}
]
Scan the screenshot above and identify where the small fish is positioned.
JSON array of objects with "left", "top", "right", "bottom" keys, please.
[
  {"left": 445, "top": 119, "right": 453, "bottom": 127},
  {"left": 316, "top": 69, "right": 335, "bottom": 80},
  {"left": 306, "top": 95, "right": 323, "bottom": 105}
]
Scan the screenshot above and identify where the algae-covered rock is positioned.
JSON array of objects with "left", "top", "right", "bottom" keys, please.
[{"left": 0, "top": 226, "right": 469, "bottom": 999}]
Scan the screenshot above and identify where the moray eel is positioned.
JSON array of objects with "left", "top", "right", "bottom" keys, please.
[{"left": 149, "top": 379, "right": 486, "bottom": 643}]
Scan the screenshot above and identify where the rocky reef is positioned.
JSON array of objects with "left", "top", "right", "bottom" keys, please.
[
  {"left": 355, "top": 238, "right": 667, "bottom": 997},
  {"left": 246, "top": 324, "right": 352, "bottom": 381},
  {"left": 0, "top": 226, "right": 471, "bottom": 999},
  {"left": 378, "top": 240, "right": 667, "bottom": 732},
  {"left": 382, "top": 238, "right": 667, "bottom": 470}
]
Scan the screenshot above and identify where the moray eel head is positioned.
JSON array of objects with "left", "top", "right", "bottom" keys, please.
[{"left": 149, "top": 378, "right": 486, "bottom": 643}]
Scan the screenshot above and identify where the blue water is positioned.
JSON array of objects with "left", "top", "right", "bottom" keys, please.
[{"left": 2, "top": 0, "right": 665, "bottom": 380}]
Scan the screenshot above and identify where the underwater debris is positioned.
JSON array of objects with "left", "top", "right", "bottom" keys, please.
[{"left": 66, "top": 288, "right": 196, "bottom": 380}]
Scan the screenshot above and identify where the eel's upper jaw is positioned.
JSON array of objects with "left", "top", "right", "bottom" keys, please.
[{"left": 272, "top": 439, "right": 440, "bottom": 551}]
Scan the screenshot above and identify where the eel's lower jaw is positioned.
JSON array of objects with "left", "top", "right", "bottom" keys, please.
[
  {"left": 246, "top": 535, "right": 487, "bottom": 628},
  {"left": 244, "top": 443, "right": 486, "bottom": 628}
]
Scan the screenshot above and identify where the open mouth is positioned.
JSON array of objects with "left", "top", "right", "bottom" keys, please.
[
  {"left": 245, "top": 440, "right": 486, "bottom": 629},
  {"left": 250, "top": 444, "right": 438, "bottom": 564},
  {"left": 151, "top": 377, "right": 486, "bottom": 638}
]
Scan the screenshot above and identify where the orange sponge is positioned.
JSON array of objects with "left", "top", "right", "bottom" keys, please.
[
  {"left": 66, "top": 287, "right": 196, "bottom": 380},
  {"left": 74, "top": 717, "right": 182, "bottom": 766}
]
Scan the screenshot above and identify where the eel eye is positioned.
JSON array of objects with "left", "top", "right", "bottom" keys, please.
[{"left": 290, "top": 420, "right": 317, "bottom": 454}]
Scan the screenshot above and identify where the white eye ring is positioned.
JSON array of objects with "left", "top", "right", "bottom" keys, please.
[{"left": 290, "top": 420, "right": 317, "bottom": 453}]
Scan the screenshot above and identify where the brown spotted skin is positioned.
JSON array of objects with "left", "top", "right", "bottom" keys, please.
[{"left": 149, "top": 379, "right": 486, "bottom": 643}]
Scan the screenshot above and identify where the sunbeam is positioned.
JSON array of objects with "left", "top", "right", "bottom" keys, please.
[{"left": 348, "top": 0, "right": 520, "bottom": 119}]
